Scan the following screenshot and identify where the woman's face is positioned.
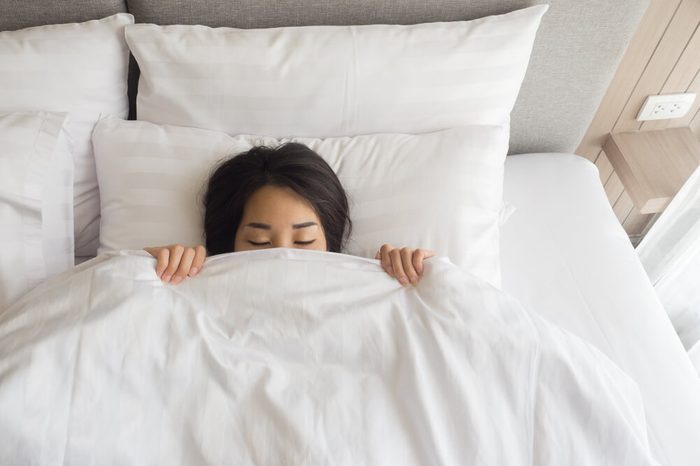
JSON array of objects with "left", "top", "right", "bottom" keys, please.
[{"left": 233, "top": 184, "right": 328, "bottom": 252}]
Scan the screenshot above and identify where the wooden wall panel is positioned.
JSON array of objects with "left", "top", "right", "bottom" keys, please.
[
  {"left": 595, "top": 152, "right": 614, "bottom": 185},
  {"left": 575, "top": 0, "right": 700, "bottom": 242},
  {"left": 612, "top": 191, "right": 635, "bottom": 223},
  {"left": 614, "top": 0, "right": 700, "bottom": 134},
  {"left": 604, "top": 172, "right": 625, "bottom": 204},
  {"left": 691, "top": 71, "right": 700, "bottom": 134},
  {"left": 678, "top": 69, "right": 700, "bottom": 128},
  {"left": 624, "top": 210, "right": 654, "bottom": 239},
  {"left": 693, "top": 109, "right": 700, "bottom": 136},
  {"left": 642, "top": 24, "right": 700, "bottom": 131},
  {"left": 576, "top": 0, "right": 683, "bottom": 161}
]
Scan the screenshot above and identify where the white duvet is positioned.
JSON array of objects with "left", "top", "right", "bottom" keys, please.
[{"left": 0, "top": 249, "right": 658, "bottom": 465}]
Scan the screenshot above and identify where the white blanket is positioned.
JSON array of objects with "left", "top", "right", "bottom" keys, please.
[{"left": 0, "top": 249, "right": 658, "bottom": 465}]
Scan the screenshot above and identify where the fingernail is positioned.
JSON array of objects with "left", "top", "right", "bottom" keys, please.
[
  {"left": 190, "top": 267, "right": 198, "bottom": 276},
  {"left": 163, "top": 275, "right": 171, "bottom": 282},
  {"left": 172, "top": 276, "right": 182, "bottom": 284},
  {"left": 399, "top": 278, "right": 408, "bottom": 286}
]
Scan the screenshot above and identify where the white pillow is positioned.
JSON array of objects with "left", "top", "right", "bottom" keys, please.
[
  {"left": 0, "top": 13, "right": 134, "bottom": 258},
  {"left": 93, "top": 118, "right": 508, "bottom": 287},
  {"left": 0, "top": 112, "right": 73, "bottom": 310},
  {"left": 126, "top": 5, "right": 547, "bottom": 138}
]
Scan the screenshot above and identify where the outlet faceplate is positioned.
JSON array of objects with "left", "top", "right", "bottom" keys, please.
[{"left": 637, "top": 93, "right": 696, "bottom": 121}]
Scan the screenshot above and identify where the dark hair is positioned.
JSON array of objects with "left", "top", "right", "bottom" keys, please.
[{"left": 203, "top": 142, "right": 351, "bottom": 254}]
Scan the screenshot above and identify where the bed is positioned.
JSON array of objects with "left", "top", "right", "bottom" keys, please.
[
  {"left": 502, "top": 153, "right": 700, "bottom": 465},
  {"left": 2, "top": 0, "right": 700, "bottom": 465}
]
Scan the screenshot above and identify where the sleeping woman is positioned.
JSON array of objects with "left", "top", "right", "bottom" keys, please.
[{"left": 144, "top": 143, "right": 434, "bottom": 287}]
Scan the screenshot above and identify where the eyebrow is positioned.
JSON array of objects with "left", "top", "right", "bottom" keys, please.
[
  {"left": 244, "top": 221, "right": 317, "bottom": 230},
  {"left": 292, "top": 221, "right": 317, "bottom": 229}
]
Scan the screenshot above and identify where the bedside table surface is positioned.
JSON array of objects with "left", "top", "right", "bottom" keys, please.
[{"left": 604, "top": 127, "right": 700, "bottom": 214}]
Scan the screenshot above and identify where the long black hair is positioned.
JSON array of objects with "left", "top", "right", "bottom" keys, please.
[{"left": 203, "top": 142, "right": 351, "bottom": 254}]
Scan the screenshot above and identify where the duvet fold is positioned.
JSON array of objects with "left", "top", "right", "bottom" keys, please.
[{"left": 0, "top": 249, "right": 657, "bottom": 465}]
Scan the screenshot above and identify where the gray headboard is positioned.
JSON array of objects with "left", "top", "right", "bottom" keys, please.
[{"left": 1, "top": 0, "right": 649, "bottom": 155}]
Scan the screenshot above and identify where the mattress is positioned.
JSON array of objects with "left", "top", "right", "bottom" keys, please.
[
  {"left": 690, "top": 342, "right": 700, "bottom": 374},
  {"left": 501, "top": 153, "right": 700, "bottom": 466}
]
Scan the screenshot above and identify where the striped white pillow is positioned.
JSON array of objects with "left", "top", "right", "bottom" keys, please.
[
  {"left": 0, "top": 112, "right": 73, "bottom": 310},
  {"left": 0, "top": 13, "right": 133, "bottom": 258},
  {"left": 126, "top": 5, "right": 547, "bottom": 138},
  {"left": 93, "top": 119, "right": 508, "bottom": 288}
]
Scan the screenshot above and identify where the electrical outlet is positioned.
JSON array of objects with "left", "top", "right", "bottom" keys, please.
[{"left": 637, "top": 93, "right": 696, "bottom": 121}]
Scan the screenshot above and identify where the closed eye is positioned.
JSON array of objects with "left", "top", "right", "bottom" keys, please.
[
  {"left": 248, "top": 240, "right": 271, "bottom": 246},
  {"left": 295, "top": 239, "right": 316, "bottom": 245}
]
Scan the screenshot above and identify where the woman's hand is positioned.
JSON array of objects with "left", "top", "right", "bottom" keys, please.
[
  {"left": 375, "top": 244, "right": 435, "bottom": 287},
  {"left": 144, "top": 244, "right": 207, "bottom": 284}
]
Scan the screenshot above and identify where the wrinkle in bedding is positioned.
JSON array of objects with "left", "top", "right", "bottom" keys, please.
[{"left": 0, "top": 249, "right": 657, "bottom": 465}]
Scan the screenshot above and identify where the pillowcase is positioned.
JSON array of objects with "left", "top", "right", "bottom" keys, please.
[
  {"left": 126, "top": 5, "right": 547, "bottom": 138},
  {"left": 93, "top": 118, "right": 508, "bottom": 287},
  {"left": 0, "top": 13, "right": 134, "bottom": 258},
  {"left": 0, "top": 112, "right": 73, "bottom": 310}
]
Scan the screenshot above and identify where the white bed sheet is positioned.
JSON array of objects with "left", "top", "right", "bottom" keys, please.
[{"left": 501, "top": 153, "right": 700, "bottom": 466}]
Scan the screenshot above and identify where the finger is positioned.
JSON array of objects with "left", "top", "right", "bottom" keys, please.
[
  {"left": 377, "top": 246, "right": 391, "bottom": 274},
  {"left": 418, "top": 249, "right": 436, "bottom": 278},
  {"left": 380, "top": 244, "right": 394, "bottom": 274},
  {"left": 400, "top": 248, "right": 419, "bottom": 285},
  {"left": 171, "top": 248, "right": 195, "bottom": 284},
  {"left": 190, "top": 245, "right": 206, "bottom": 276},
  {"left": 379, "top": 253, "right": 393, "bottom": 275},
  {"left": 390, "top": 248, "right": 409, "bottom": 286},
  {"left": 162, "top": 245, "right": 185, "bottom": 283},
  {"left": 413, "top": 250, "right": 428, "bottom": 275},
  {"left": 155, "top": 248, "right": 170, "bottom": 279}
]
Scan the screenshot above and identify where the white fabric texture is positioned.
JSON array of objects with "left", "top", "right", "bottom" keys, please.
[
  {"left": 0, "top": 248, "right": 658, "bottom": 465},
  {"left": 0, "top": 13, "right": 133, "bottom": 258},
  {"left": 93, "top": 118, "right": 508, "bottom": 287},
  {"left": 690, "top": 341, "right": 700, "bottom": 378},
  {"left": 637, "top": 164, "right": 700, "bottom": 353},
  {"left": 500, "top": 153, "right": 700, "bottom": 466},
  {"left": 126, "top": 5, "right": 546, "bottom": 138},
  {"left": 0, "top": 111, "right": 73, "bottom": 310}
]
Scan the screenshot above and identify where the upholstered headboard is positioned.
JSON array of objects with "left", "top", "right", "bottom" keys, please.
[{"left": 0, "top": 0, "right": 649, "bottom": 155}]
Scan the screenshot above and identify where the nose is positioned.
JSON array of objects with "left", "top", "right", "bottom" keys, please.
[{"left": 271, "top": 237, "right": 293, "bottom": 249}]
